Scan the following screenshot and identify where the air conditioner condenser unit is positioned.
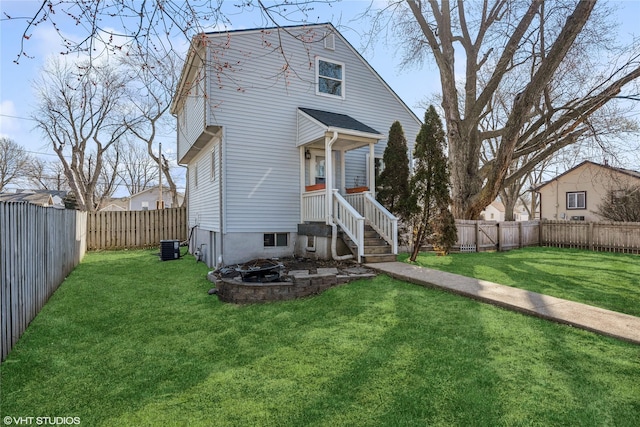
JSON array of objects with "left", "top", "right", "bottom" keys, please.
[{"left": 160, "top": 239, "right": 180, "bottom": 261}]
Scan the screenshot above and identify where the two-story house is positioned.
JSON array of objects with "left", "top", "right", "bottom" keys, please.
[{"left": 171, "top": 23, "right": 422, "bottom": 267}]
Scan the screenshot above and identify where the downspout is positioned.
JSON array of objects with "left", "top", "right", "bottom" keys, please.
[
  {"left": 325, "top": 131, "right": 353, "bottom": 261},
  {"left": 217, "top": 128, "right": 224, "bottom": 267}
]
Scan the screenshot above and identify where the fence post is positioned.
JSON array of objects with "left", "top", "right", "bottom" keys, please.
[
  {"left": 539, "top": 220, "right": 544, "bottom": 247},
  {"left": 475, "top": 222, "right": 480, "bottom": 252},
  {"left": 589, "top": 222, "right": 594, "bottom": 251},
  {"left": 518, "top": 221, "right": 523, "bottom": 248},
  {"left": 496, "top": 222, "right": 501, "bottom": 251}
]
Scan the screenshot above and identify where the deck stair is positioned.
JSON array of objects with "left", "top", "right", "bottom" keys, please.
[{"left": 340, "top": 225, "right": 396, "bottom": 263}]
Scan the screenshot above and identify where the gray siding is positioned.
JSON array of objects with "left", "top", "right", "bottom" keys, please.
[
  {"left": 177, "top": 59, "right": 206, "bottom": 162},
  {"left": 297, "top": 112, "right": 324, "bottom": 145},
  {"left": 187, "top": 137, "right": 221, "bottom": 231},
  {"left": 201, "top": 25, "right": 421, "bottom": 233}
]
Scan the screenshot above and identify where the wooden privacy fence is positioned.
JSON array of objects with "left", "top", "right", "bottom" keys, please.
[
  {"left": 541, "top": 220, "right": 640, "bottom": 254},
  {"left": 450, "top": 219, "right": 640, "bottom": 254},
  {"left": 86, "top": 207, "right": 187, "bottom": 250},
  {"left": 453, "top": 220, "right": 540, "bottom": 252},
  {"left": 1, "top": 202, "right": 87, "bottom": 362}
]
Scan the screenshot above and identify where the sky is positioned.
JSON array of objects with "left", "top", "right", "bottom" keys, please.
[{"left": 1, "top": 0, "right": 639, "bottom": 194}]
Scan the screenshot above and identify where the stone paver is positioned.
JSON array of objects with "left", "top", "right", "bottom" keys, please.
[
  {"left": 287, "top": 270, "right": 309, "bottom": 277},
  {"left": 317, "top": 267, "right": 339, "bottom": 275},
  {"left": 366, "top": 261, "right": 640, "bottom": 345}
]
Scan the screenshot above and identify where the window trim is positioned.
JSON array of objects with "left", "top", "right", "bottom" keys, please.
[
  {"left": 566, "top": 191, "right": 586, "bottom": 210},
  {"left": 315, "top": 57, "right": 345, "bottom": 99},
  {"left": 264, "top": 232, "right": 289, "bottom": 247}
]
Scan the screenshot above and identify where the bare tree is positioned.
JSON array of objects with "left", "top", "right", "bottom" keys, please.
[
  {"left": 94, "top": 149, "right": 121, "bottom": 208},
  {"left": 120, "top": 50, "right": 182, "bottom": 206},
  {"left": 24, "top": 157, "right": 70, "bottom": 191},
  {"left": 377, "top": 0, "right": 640, "bottom": 219},
  {"left": 8, "top": 1, "right": 337, "bottom": 66},
  {"left": 0, "top": 137, "right": 31, "bottom": 192},
  {"left": 32, "top": 57, "right": 130, "bottom": 211},
  {"left": 596, "top": 184, "right": 640, "bottom": 222},
  {"left": 115, "top": 139, "right": 158, "bottom": 195}
]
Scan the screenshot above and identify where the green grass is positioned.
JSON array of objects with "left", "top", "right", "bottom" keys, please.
[
  {"left": 1, "top": 249, "right": 639, "bottom": 426},
  {"left": 401, "top": 247, "right": 640, "bottom": 317}
]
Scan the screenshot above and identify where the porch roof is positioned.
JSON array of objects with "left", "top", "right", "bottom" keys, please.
[{"left": 297, "top": 108, "right": 385, "bottom": 150}]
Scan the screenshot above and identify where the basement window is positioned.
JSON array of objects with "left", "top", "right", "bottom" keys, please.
[{"left": 264, "top": 233, "right": 288, "bottom": 247}]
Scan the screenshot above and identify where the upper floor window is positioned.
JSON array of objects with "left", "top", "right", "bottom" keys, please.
[
  {"left": 567, "top": 191, "right": 586, "bottom": 209},
  {"left": 316, "top": 58, "right": 344, "bottom": 98}
]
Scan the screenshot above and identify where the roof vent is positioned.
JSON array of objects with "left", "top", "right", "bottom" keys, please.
[{"left": 324, "top": 32, "right": 335, "bottom": 50}]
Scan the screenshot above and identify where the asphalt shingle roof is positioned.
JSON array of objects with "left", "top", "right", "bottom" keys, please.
[{"left": 299, "top": 108, "right": 381, "bottom": 135}]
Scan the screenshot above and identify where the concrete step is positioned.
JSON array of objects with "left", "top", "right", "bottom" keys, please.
[
  {"left": 364, "top": 237, "right": 389, "bottom": 245},
  {"left": 361, "top": 253, "right": 397, "bottom": 263},
  {"left": 364, "top": 245, "right": 393, "bottom": 254}
]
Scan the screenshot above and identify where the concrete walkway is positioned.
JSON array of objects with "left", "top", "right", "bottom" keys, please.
[{"left": 366, "top": 262, "right": 640, "bottom": 345}]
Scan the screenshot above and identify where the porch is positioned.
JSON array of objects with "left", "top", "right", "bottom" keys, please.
[{"left": 297, "top": 108, "right": 398, "bottom": 263}]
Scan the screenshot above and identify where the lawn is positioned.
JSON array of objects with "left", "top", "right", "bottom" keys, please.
[
  {"left": 401, "top": 246, "right": 640, "bottom": 317},
  {"left": 1, "top": 249, "right": 639, "bottom": 426}
]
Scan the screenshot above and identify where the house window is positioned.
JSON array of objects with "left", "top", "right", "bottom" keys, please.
[
  {"left": 264, "top": 233, "right": 288, "bottom": 247},
  {"left": 316, "top": 58, "right": 344, "bottom": 98},
  {"left": 567, "top": 191, "right": 586, "bottom": 209},
  {"left": 612, "top": 189, "right": 627, "bottom": 203},
  {"left": 141, "top": 201, "right": 149, "bottom": 211}
]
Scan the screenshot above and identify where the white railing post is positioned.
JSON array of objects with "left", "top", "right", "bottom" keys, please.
[
  {"left": 301, "top": 190, "right": 326, "bottom": 223},
  {"left": 332, "top": 190, "right": 365, "bottom": 263},
  {"left": 363, "top": 192, "right": 398, "bottom": 254}
]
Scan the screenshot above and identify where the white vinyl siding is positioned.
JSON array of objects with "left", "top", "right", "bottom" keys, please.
[
  {"left": 189, "top": 25, "right": 420, "bottom": 234},
  {"left": 188, "top": 138, "right": 221, "bottom": 231},
  {"left": 177, "top": 60, "right": 206, "bottom": 162}
]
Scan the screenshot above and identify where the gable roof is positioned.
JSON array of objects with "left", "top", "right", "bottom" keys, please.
[
  {"left": 298, "top": 108, "right": 381, "bottom": 135},
  {"left": 172, "top": 23, "right": 421, "bottom": 127},
  {"left": 130, "top": 186, "right": 184, "bottom": 199},
  {"left": 0, "top": 191, "right": 54, "bottom": 206},
  {"left": 534, "top": 160, "right": 640, "bottom": 190}
]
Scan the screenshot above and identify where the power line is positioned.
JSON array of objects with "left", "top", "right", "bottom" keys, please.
[{"left": 0, "top": 113, "right": 37, "bottom": 121}]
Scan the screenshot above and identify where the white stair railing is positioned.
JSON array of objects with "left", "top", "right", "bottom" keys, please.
[
  {"left": 363, "top": 192, "right": 398, "bottom": 254},
  {"left": 301, "top": 190, "right": 326, "bottom": 222},
  {"left": 332, "top": 190, "right": 365, "bottom": 262}
]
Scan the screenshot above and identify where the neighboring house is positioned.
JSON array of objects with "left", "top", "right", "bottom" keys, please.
[
  {"left": 99, "top": 197, "right": 129, "bottom": 212},
  {"left": 481, "top": 200, "right": 530, "bottom": 222},
  {"left": 171, "top": 23, "right": 422, "bottom": 267},
  {"left": 0, "top": 189, "right": 67, "bottom": 208},
  {"left": 481, "top": 201, "right": 505, "bottom": 221},
  {"left": 535, "top": 160, "right": 640, "bottom": 222},
  {"left": 128, "top": 186, "right": 184, "bottom": 211}
]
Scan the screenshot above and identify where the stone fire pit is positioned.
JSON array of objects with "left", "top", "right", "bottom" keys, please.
[{"left": 208, "top": 259, "right": 376, "bottom": 304}]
